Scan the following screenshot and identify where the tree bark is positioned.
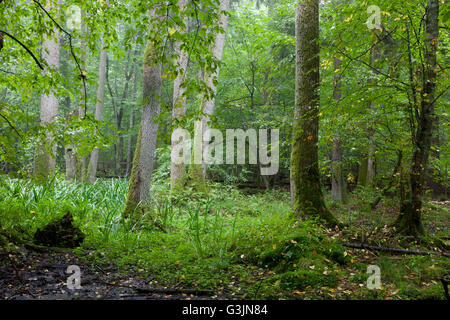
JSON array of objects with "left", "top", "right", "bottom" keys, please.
[
  {"left": 126, "top": 55, "right": 139, "bottom": 177},
  {"left": 65, "top": 109, "right": 78, "bottom": 183},
  {"left": 34, "top": 1, "right": 60, "bottom": 182},
  {"left": 331, "top": 138, "right": 344, "bottom": 201},
  {"left": 331, "top": 56, "right": 344, "bottom": 201},
  {"left": 170, "top": 0, "right": 189, "bottom": 189},
  {"left": 78, "top": 13, "right": 88, "bottom": 182},
  {"left": 123, "top": 10, "right": 162, "bottom": 219},
  {"left": 197, "top": 0, "right": 231, "bottom": 179},
  {"left": 395, "top": 0, "right": 439, "bottom": 237},
  {"left": 290, "top": 0, "right": 338, "bottom": 225},
  {"left": 88, "top": 37, "right": 107, "bottom": 184}
]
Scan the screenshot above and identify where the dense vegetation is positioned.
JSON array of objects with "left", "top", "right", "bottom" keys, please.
[{"left": 0, "top": 0, "right": 448, "bottom": 300}]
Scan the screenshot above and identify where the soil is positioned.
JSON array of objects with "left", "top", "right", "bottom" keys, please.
[{"left": 0, "top": 247, "right": 229, "bottom": 300}]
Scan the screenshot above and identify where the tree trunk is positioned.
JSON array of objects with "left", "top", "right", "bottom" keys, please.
[
  {"left": 125, "top": 109, "right": 135, "bottom": 177},
  {"left": 170, "top": 0, "right": 189, "bottom": 189},
  {"left": 395, "top": 0, "right": 439, "bottom": 237},
  {"left": 34, "top": 1, "right": 60, "bottom": 182},
  {"left": 331, "top": 56, "right": 344, "bottom": 201},
  {"left": 331, "top": 138, "right": 344, "bottom": 201},
  {"left": 364, "top": 40, "right": 380, "bottom": 187},
  {"left": 126, "top": 55, "right": 139, "bottom": 177},
  {"left": 78, "top": 13, "right": 88, "bottom": 182},
  {"left": 65, "top": 109, "right": 78, "bottom": 183},
  {"left": 88, "top": 37, "right": 107, "bottom": 184},
  {"left": 290, "top": 0, "right": 338, "bottom": 225},
  {"left": 197, "top": 0, "right": 231, "bottom": 179},
  {"left": 123, "top": 11, "right": 162, "bottom": 219}
]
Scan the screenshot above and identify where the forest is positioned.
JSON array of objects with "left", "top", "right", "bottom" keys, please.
[{"left": 0, "top": 0, "right": 449, "bottom": 302}]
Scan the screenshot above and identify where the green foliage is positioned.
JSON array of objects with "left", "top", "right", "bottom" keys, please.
[{"left": 271, "top": 270, "right": 338, "bottom": 291}]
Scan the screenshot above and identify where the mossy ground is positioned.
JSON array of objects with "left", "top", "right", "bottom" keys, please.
[{"left": 0, "top": 177, "right": 448, "bottom": 299}]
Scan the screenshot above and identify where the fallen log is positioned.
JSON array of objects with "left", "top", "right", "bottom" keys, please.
[
  {"left": 101, "top": 280, "right": 216, "bottom": 296},
  {"left": 341, "top": 242, "right": 450, "bottom": 258}
]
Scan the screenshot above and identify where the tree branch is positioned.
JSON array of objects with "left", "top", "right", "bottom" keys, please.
[
  {"left": 0, "top": 30, "right": 44, "bottom": 70},
  {"left": 32, "top": 0, "right": 87, "bottom": 117}
]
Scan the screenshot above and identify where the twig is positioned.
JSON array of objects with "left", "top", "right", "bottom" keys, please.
[
  {"left": 341, "top": 242, "right": 450, "bottom": 258},
  {"left": 32, "top": 0, "right": 87, "bottom": 116},
  {"left": 370, "top": 150, "right": 402, "bottom": 209},
  {"left": 0, "top": 111, "right": 23, "bottom": 138},
  {"left": 102, "top": 280, "right": 215, "bottom": 296}
]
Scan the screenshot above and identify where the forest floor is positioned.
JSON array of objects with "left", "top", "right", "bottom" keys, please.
[
  {"left": 0, "top": 178, "right": 448, "bottom": 300},
  {"left": 0, "top": 247, "right": 229, "bottom": 300}
]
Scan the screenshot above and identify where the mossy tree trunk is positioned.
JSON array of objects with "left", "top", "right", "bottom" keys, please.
[
  {"left": 123, "top": 11, "right": 162, "bottom": 219},
  {"left": 395, "top": 0, "right": 439, "bottom": 237},
  {"left": 290, "top": 0, "right": 338, "bottom": 226}
]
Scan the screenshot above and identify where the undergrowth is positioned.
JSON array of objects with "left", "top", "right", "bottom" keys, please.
[{"left": 0, "top": 176, "right": 448, "bottom": 299}]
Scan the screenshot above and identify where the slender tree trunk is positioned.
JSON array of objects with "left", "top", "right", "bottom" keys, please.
[
  {"left": 170, "top": 0, "right": 189, "bottom": 189},
  {"left": 396, "top": 0, "right": 439, "bottom": 237},
  {"left": 331, "top": 138, "right": 344, "bottom": 201},
  {"left": 366, "top": 146, "right": 375, "bottom": 184},
  {"left": 331, "top": 56, "right": 344, "bottom": 201},
  {"left": 123, "top": 11, "right": 162, "bottom": 219},
  {"left": 78, "top": 13, "right": 88, "bottom": 182},
  {"left": 88, "top": 37, "right": 107, "bottom": 184},
  {"left": 126, "top": 109, "right": 135, "bottom": 177},
  {"left": 195, "top": 0, "right": 231, "bottom": 180},
  {"left": 65, "top": 109, "right": 78, "bottom": 182},
  {"left": 290, "top": 0, "right": 338, "bottom": 225},
  {"left": 116, "top": 49, "right": 135, "bottom": 174},
  {"left": 126, "top": 58, "right": 139, "bottom": 177},
  {"left": 34, "top": 1, "right": 60, "bottom": 182},
  {"left": 366, "top": 41, "right": 380, "bottom": 186}
]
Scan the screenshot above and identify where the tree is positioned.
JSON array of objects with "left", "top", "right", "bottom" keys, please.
[
  {"left": 34, "top": 1, "right": 60, "bottom": 182},
  {"left": 170, "top": 0, "right": 189, "bottom": 189},
  {"left": 123, "top": 9, "right": 162, "bottom": 219},
  {"left": 126, "top": 60, "right": 139, "bottom": 177},
  {"left": 88, "top": 37, "right": 107, "bottom": 184},
  {"left": 395, "top": 0, "right": 440, "bottom": 236},
  {"left": 331, "top": 56, "right": 344, "bottom": 202},
  {"left": 190, "top": 0, "right": 231, "bottom": 185},
  {"left": 290, "top": 0, "right": 338, "bottom": 225},
  {"left": 78, "top": 12, "right": 88, "bottom": 182}
]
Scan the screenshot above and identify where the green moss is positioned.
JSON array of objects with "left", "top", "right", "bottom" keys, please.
[
  {"left": 358, "top": 156, "right": 368, "bottom": 187},
  {"left": 271, "top": 270, "right": 338, "bottom": 291},
  {"left": 123, "top": 127, "right": 143, "bottom": 220},
  {"left": 290, "top": 123, "right": 339, "bottom": 227},
  {"left": 186, "top": 164, "right": 207, "bottom": 194},
  {"left": 33, "top": 146, "right": 51, "bottom": 183},
  {"left": 143, "top": 41, "right": 156, "bottom": 67}
]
